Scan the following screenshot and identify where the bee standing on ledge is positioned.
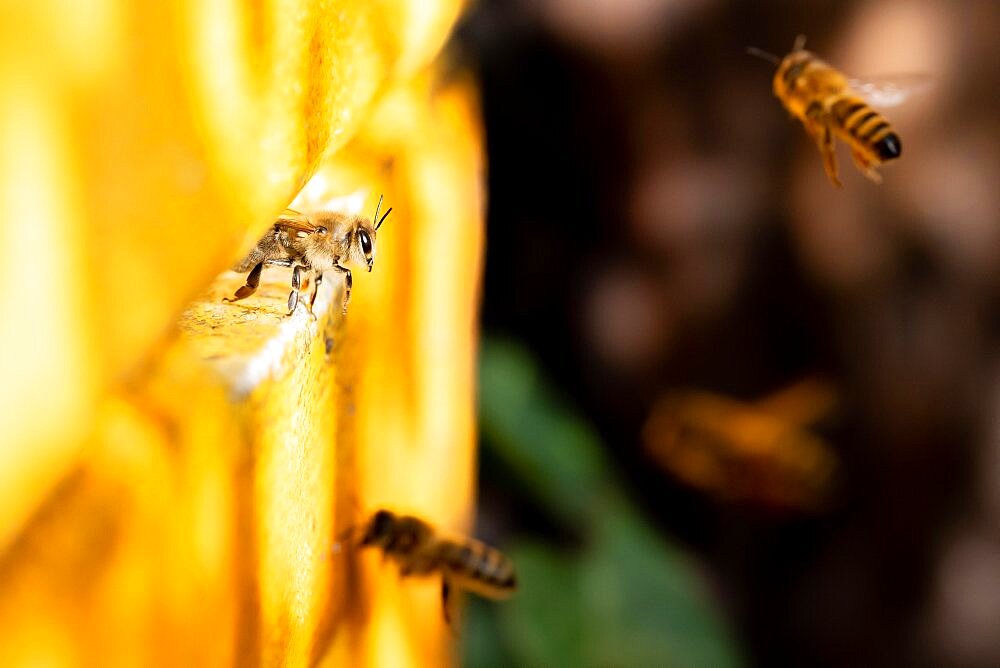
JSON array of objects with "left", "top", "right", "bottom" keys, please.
[
  {"left": 223, "top": 195, "right": 391, "bottom": 315},
  {"left": 750, "top": 36, "right": 923, "bottom": 187},
  {"left": 347, "top": 509, "right": 517, "bottom": 625}
]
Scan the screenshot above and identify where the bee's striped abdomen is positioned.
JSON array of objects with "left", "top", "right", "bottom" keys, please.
[
  {"left": 831, "top": 96, "right": 902, "bottom": 161},
  {"left": 441, "top": 541, "right": 517, "bottom": 597}
]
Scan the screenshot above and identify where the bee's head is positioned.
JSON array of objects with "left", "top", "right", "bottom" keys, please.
[
  {"left": 360, "top": 510, "right": 397, "bottom": 547},
  {"left": 772, "top": 35, "right": 812, "bottom": 98},
  {"left": 355, "top": 194, "right": 391, "bottom": 273},
  {"left": 360, "top": 510, "right": 427, "bottom": 554}
]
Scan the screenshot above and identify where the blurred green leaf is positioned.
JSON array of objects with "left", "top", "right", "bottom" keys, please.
[
  {"left": 581, "top": 497, "right": 741, "bottom": 667},
  {"left": 461, "top": 596, "right": 515, "bottom": 668},
  {"left": 478, "top": 338, "right": 608, "bottom": 524},
  {"left": 496, "top": 542, "right": 588, "bottom": 666},
  {"left": 473, "top": 336, "right": 743, "bottom": 666}
]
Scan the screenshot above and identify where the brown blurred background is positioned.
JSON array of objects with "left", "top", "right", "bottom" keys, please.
[{"left": 460, "top": 0, "right": 1000, "bottom": 665}]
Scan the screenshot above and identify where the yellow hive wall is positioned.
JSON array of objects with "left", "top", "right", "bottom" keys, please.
[{"left": 0, "top": 2, "right": 481, "bottom": 666}]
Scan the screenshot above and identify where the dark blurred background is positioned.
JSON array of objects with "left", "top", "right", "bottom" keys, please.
[{"left": 454, "top": 0, "right": 1000, "bottom": 665}]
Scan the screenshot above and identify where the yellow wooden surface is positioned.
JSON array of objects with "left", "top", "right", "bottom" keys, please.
[
  {"left": 0, "top": 0, "right": 464, "bottom": 553},
  {"left": 0, "top": 1, "right": 481, "bottom": 665}
]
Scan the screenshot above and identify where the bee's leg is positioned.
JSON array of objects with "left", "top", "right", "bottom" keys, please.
[
  {"left": 223, "top": 261, "right": 264, "bottom": 303},
  {"left": 810, "top": 123, "right": 841, "bottom": 188},
  {"left": 287, "top": 265, "right": 302, "bottom": 315},
  {"left": 814, "top": 122, "right": 841, "bottom": 187},
  {"left": 297, "top": 274, "right": 318, "bottom": 320},
  {"left": 333, "top": 264, "right": 352, "bottom": 315},
  {"left": 805, "top": 104, "right": 841, "bottom": 187},
  {"left": 309, "top": 271, "right": 323, "bottom": 311},
  {"left": 851, "top": 149, "right": 882, "bottom": 184},
  {"left": 441, "top": 578, "right": 454, "bottom": 628}
]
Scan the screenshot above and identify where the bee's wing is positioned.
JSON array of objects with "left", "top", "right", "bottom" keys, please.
[
  {"left": 274, "top": 208, "right": 319, "bottom": 234},
  {"left": 848, "top": 73, "right": 934, "bottom": 108}
]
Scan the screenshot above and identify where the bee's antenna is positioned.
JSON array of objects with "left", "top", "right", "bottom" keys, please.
[
  {"left": 373, "top": 194, "right": 392, "bottom": 231},
  {"left": 746, "top": 47, "right": 780, "bottom": 65},
  {"left": 332, "top": 524, "right": 357, "bottom": 554},
  {"left": 332, "top": 496, "right": 371, "bottom": 556},
  {"left": 793, "top": 34, "right": 807, "bottom": 51}
]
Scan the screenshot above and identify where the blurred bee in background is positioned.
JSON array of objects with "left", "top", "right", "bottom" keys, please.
[
  {"left": 642, "top": 378, "right": 839, "bottom": 512},
  {"left": 345, "top": 509, "right": 517, "bottom": 625},
  {"left": 750, "top": 35, "right": 928, "bottom": 187},
  {"left": 224, "top": 195, "right": 391, "bottom": 315}
]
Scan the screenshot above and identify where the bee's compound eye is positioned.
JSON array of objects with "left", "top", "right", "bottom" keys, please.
[
  {"left": 363, "top": 510, "right": 394, "bottom": 545},
  {"left": 359, "top": 229, "right": 373, "bottom": 255},
  {"left": 373, "top": 510, "right": 392, "bottom": 531}
]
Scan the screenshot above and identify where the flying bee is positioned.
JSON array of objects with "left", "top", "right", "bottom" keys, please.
[
  {"left": 223, "top": 195, "right": 391, "bottom": 315},
  {"left": 345, "top": 509, "right": 517, "bottom": 625},
  {"left": 750, "top": 36, "right": 928, "bottom": 187},
  {"left": 642, "top": 378, "right": 839, "bottom": 512}
]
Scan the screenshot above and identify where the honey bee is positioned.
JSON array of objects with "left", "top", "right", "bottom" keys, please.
[
  {"left": 750, "top": 36, "right": 925, "bottom": 187},
  {"left": 348, "top": 509, "right": 517, "bottom": 624},
  {"left": 223, "top": 195, "right": 391, "bottom": 315},
  {"left": 642, "top": 378, "right": 839, "bottom": 511}
]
